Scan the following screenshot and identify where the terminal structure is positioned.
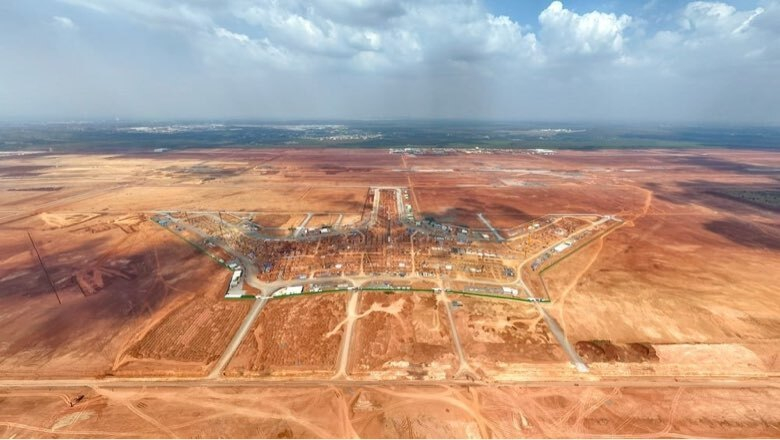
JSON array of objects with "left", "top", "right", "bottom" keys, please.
[
  {"left": 152, "top": 186, "right": 621, "bottom": 374},
  {"left": 152, "top": 187, "right": 620, "bottom": 302}
]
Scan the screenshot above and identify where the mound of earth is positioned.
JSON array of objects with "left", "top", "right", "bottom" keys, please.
[{"left": 575, "top": 340, "right": 659, "bottom": 363}]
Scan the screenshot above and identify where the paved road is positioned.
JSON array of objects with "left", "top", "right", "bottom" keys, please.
[
  {"left": 208, "top": 296, "right": 269, "bottom": 378},
  {"left": 512, "top": 215, "right": 612, "bottom": 287},
  {"left": 8, "top": 206, "right": 772, "bottom": 393},
  {"left": 159, "top": 213, "right": 267, "bottom": 293},
  {"left": 477, "top": 213, "right": 505, "bottom": 242},
  {"left": 394, "top": 188, "right": 405, "bottom": 222},
  {"left": 536, "top": 301, "right": 589, "bottom": 373},
  {"left": 512, "top": 216, "right": 617, "bottom": 372},
  {"left": 516, "top": 277, "right": 589, "bottom": 372},
  {"left": 166, "top": 208, "right": 607, "bottom": 377},
  {"left": 294, "top": 213, "right": 313, "bottom": 237},
  {"left": 370, "top": 188, "right": 381, "bottom": 226},
  {"left": 410, "top": 230, "right": 418, "bottom": 273}
]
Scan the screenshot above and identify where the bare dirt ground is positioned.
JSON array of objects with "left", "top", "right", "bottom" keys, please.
[
  {"left": 1, "top": 148, "right": 779, "bottom": 437},
  {"left": 308, "top": 213, "right": 342, "bottom": 228},
  {"left": 226, "top": 294, "right": 347, "bottom": 378},
  {"left": 413, "top": 184, "right": 642, "bottom": 228},
  {"left": 0, "top": 384, "right": 778, "bottom": 438},
  {"left": 538, "top": 152, "right": 780, "bottom": 378},
  {"left": 301, "top": 186, "right": 369, "bottom": 214},
  {"left": 251, "top": 213, "right": 291, "bottom": 228},
  {"left": 450, "top": 295, "right": 570, "bottom": 380},
  {"left": 349, "top": 292, "right": 459, "bottom": 380},
  {"left": 114, "top": 276, "right": 251, "bottom": 376},
  {"left": 0, "top": 214, "right": 245, "bottom": 378}
]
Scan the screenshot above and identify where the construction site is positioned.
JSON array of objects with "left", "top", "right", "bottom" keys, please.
[
  {"left": 0, "top": 147, "right": 778, "bottom": 438},
  {"left": 150, "top": 186, "right": 619, "bottom": 303}
]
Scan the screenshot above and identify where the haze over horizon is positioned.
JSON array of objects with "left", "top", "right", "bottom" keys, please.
[{"left": 1, "top": 0, "right": 778, "bottom": 124}]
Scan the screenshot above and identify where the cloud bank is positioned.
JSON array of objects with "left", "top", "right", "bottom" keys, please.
[{"left": 0, "top": 0, "right": 778, "bottom": 123}]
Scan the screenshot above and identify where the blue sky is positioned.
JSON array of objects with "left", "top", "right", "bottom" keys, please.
[
  {"left": 485, "top": 0, "right": 764, "bottom": 27},
  {"left": 0, "top": 0, "right": 778, "bottom": 123}
]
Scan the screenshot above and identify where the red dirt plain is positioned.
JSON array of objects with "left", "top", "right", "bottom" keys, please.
[
  {"left": 349, "top": 292, "right": 459, "bottom": 380},
  {"left": 0, "top": 214, "right": 246, "bottom": 378},
  {"left": 0, "top": 385, "right": 777, "bottom": 438},
  {"left": 534, "top": 154, "right": 780, "bottom": 377},
  {"left": 226, "top": 294, "right": 347, "bottom": 378},
  {"left": 1, "top": 147, "right": 779, "bottom": 437},
  {"left": 450, "top": 295, "right": 570, "bottom": 380}
]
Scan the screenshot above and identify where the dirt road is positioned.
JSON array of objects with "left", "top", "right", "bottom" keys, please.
[
  {"left": 0, "top": 375, "right": 775, "bottom": 390},
  {"left": 439, "top": 289, "right": 476, "bottom": 379},
  {"left": 0, "top": 184, "right": 128, "bottom": 225},
  {"left": 333, "top": 291, "right": 361, "bottom": 378},
  {"left": 208, "top": 297, "right": 269, "bottom": 379}
]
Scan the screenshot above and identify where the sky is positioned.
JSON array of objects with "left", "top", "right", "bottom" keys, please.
[{"left": 0, "top": 0, "right": 778, "bottom": 123}]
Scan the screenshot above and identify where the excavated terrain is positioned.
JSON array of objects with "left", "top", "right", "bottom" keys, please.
[{"left": 1, "top": 147, "right": 778, "bottom": 437}]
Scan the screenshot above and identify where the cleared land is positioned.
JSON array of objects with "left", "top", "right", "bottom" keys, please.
[
  {"left": 541, "top": 193, "right": 780, "bottom": 377},
  {"left": 349, "top": 292, "right": 459, "bottom": 380},
  {"left": 1, "top": 147, "right": 779, "bottom": 437},
  {"left": 0, "top": 385, "right": 778, "bottom": 438},
  {"left": 115, "top": 279, "right": 250, "bottom": 376},
  {"left": 226, "top": 294, "right": 347, "bottom": 378},
  {"left": 0, "top": 215, "right": 247, "bottom": 378},
  {"left": 450, "top": 295, "right": 570, "bottom": 380}
]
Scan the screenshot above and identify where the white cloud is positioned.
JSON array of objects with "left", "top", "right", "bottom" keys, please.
[
  {"left": 2, "top": 0, "right": 776, "bottom": 122},
  {"left": 209, "top": 26, "right": 292, "bottom": 68},
  {"left": 732, "top": 6, "right": 764, "bottom": 34},
  {"left": 52, "top": 15, "right": 77, "bottom": 30},
  {"left": 686, "top": 1, "right": 737, "bottom": 22},
  {"left": 214, "top": 27, "right": 250, "bottom": 44},
  {"left": 229, "top": 0, "right": 537, "bottom": 67},
  {"left": 237, "top": 4, "right": 356, "bottom": 57},
  {"left": 60, "top": 0, "right": 214, "bottom": 31},
  {"left": 538, "top": 1, "right": 632, "bottom": 56},
  {"left": 681, "top": 1, "right": 766, "bottom": 35},
  {"left": 59, "top": 0, "right": 107, "bottom": 14}
]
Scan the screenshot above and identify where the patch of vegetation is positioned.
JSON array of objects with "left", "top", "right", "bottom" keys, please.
[
  {"left": 715, "top": 189, "right": 780, "bottom": 210},
  {"left": 8, "top": 186, "right": 62, "bottom": 191},
  {"left": 3, "top": 121, "right": 780, "bottom": 151}
]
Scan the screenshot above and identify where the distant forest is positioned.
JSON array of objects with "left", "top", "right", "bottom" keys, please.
[{"left": 2, "top": 120, "right": 779, "bottom": 151}]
